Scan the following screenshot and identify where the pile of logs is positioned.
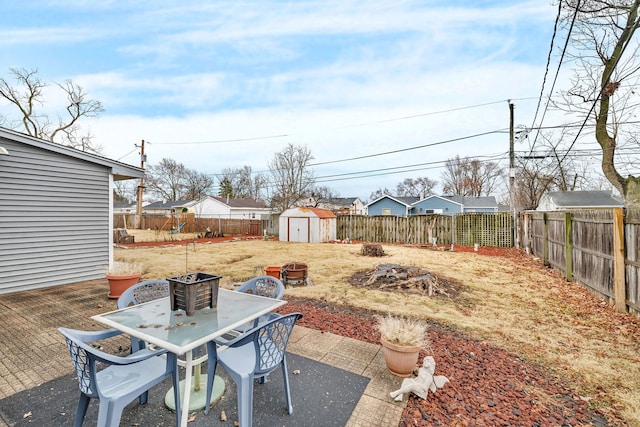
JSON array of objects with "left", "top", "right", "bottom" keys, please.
[{"left": 362, "top": 264, "right": 451, "bottom": 297}]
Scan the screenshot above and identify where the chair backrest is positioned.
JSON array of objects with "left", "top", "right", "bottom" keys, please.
[
  {"left": 236, "top": 276, "right": 285, "bottom": 300},
  {"left": 253, "top": 313, "right": 302, "bottom": 375},
  {"left": 117, "top": 279, "right": 169, "bottom": 309}
]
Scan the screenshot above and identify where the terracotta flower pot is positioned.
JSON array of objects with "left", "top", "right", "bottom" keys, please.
[
  {"left": 106, "top": 273, "right": 141, "bottom": 299},
  {"left": 380, "top": 337, "right": 422, "bottom": 377}
]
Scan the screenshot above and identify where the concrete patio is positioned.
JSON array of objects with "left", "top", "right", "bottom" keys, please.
[{"left": 0, "top": 280, "right": 406, "bottom": 426}]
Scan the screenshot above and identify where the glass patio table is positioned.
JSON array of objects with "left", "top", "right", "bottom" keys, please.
[{"left": 92, "top": 288, "right": 287, "bottom": 427}]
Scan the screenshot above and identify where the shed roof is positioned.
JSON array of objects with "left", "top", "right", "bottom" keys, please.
[
  {"left": 544, "top": 190, "right": 623, "bottom": 208},
  {"left": 441, "top": 195, "right": 498, "bottom": 208},
  {"left": 281, "top": 207, "right": 337, "bottom": 218}
]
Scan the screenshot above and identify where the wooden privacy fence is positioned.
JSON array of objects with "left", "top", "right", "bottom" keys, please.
[
  {"left": 114, "top": 213, "right": 267, "bottom": 236},
  {"left": 336, "top": 213, "right": 514, "bottom": 247},
  {"left": 523, "top": 208, "right": 640, "bottom": 316}
]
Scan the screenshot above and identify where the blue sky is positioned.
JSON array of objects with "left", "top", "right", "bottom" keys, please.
[{"left": 0, "top": 1, "right": 564, "bottom": 201}]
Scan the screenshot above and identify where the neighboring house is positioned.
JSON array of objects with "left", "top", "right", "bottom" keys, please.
[
  {"left": 316, "top": 197, "right": 365, "bottom": 215},
  {"left": 0, "top": 126, "right": 144, "bottom": 294},
  {"left": 365, "top": 195, "right": 418, "bottom": 216},
  {"left": 537, "top": 190, "right": 623, "bottom": 211},
  {"left": 365, "top": 194, "right": 498, "bottom": 217},
  {"left": 442, "top": 195, "right": 499, "bottom": 214},
  {"left": 412, "top": 195, "right": 463, "bottom": 215},
  {"left": 144, "top": 196, "right": 272, "bottom": 219},
  {"left": 143, "top": 199, "right": 191, "bottom": 215},
  {"left": 178, "top": 196, "right": 272, "bottom": 219},
  {"left": 114, "top": 201, "right": 137, "bottom": 214}
]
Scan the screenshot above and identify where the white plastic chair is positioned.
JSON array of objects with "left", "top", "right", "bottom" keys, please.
[
  {"left": 204, "top": 312, "right": 303, "bottom": 427},
  {"left": 58, "top": 327, "right": 181, "bottom": 427}
]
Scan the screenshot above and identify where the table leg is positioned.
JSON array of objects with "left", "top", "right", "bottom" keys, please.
[{"left": 180, "top": 351, "right": 193, "bottom": 427}]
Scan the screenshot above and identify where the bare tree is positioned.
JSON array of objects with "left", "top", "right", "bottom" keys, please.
[
  {"left": 113, "top": 180, "right": 137, "bottom": 204},
  {"left": 183, "top": 169, "right": 215, "bottom": 200},
  {"left": 396, "top": 177, "right": 438, "bottom": 198},
  {"left": 516, "top": 126, "right": 604, "bottom": 209},
  {"left": 369, "top": 187, "right": 393, "bottom": 201},
  {"left": 309, "top": 185, "right": 339, "bottom": 207},
  {"left": 440, "top": 155, "right": 504, "bottom": 196},
  {"left": 553, "top": 0, "right": 640, "bottom": 207},
  {"left": 268, "top": 144, "right": 315, "bottom": 212},
  {"left": 515, "top": 158, "right": 556, "bottom": 210},
  {"left": 219, "top": 165, "right": 267, "bottom": 201},
  {"left": 0, "top": 68, "right": 104, "bottom": 153},
  {"left": 146, "top": 158, "right": 207, "bottom": 201}
]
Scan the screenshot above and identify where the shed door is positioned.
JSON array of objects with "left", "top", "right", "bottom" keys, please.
[{"left": 288, "top": 217, "right": 310, "bottom": 242}]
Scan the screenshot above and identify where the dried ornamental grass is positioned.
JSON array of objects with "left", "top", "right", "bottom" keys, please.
[
  {"left": 107, "top": 261, "right": 143, "bottom": 276},
  {"left": 376, "top": 313, "right": 430, "bottom": 348}
]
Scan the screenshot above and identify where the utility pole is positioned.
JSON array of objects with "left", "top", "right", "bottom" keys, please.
[
  {"left": 508, "top": 101, "right": 518, "bottom": 247},
  {"left": 136, "top": 140, "right": 146, "bottom": 229}
]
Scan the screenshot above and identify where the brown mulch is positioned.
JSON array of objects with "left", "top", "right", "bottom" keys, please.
[{"left": 116, "top": 235, "right": 266, "bottom": 247}]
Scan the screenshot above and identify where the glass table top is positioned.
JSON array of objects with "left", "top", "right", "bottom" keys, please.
[{"left": 92, "top": 288, "right": 286, "bottom": 355}]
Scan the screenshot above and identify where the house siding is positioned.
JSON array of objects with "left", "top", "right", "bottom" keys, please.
[
  {"left": 367, "top": 198, "right": 409, "bottom": 216},
  {"left": 0, "top": 137, "right": 118, "bottom": 293},
  {"left": 412, "top": 198, "right": 462, "bottom": 216}
]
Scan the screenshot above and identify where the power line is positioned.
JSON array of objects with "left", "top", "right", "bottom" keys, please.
[
  {"left": 333, "top": 98, "right": 537, "bottom": 129},
  {"left": 310, "top": 129, "right": 506, "bottom": 167},
  {"left": 528, "top": 0, "right": 579, "bottom": 155}
]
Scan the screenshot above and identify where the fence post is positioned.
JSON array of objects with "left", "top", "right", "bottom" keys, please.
[
  {"left": 565, "top": 212, "right": 573, "bottom": 281},
  {"left": 542, "top": 212, "right": 549, "bottom": 266},
  {"left": 613, "top": 208, "right": 627, "bottom": 313}
]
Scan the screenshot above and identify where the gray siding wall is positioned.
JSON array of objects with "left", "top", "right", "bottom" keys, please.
[
  {"left": 367, "top": 198, "right": 409, "bottom": 216},
  {"left": 0, "top": 138, "right": 110, "bottom": 293},
  {"left": 412, "top": 198, "right": 461, "bottom": 216}
]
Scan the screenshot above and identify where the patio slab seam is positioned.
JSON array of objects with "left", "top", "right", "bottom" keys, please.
[{"left": 288, "top": 326, "right": 406, "bottom": 427}]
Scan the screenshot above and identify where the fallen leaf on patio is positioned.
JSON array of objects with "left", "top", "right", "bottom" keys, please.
[
  {"left": 176, "top": 322, "right": 184, "bottom": 327},
  {"left": 220, "top": 410, "right": 227, "bottom": 421},
  {"left": 23, "top": 412, "right": 32, "bottom": 418},
  {"left": 233, "top": 421, "right": 239, "bottom": 426},
  {"left": 190, "top": 322, "right": 197, "bottom": 326},
  {"left": 97, "top": 304, "right": 103, "bottom": 308},
  {"left": 165, "top": 325, "right": 173, "bottom": 330},
  {"left": 293, "top": 369, "right": 300, "bottom": 375},
  {"left": 188, "top": 413, "right": 197, "bottom": 422}
]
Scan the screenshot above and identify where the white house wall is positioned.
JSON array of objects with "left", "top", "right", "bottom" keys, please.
[
  {"left": 187, "top": 197, "right": 270, "bottom": 219},
  {"left": 0, "top": 138, "right": 111, "bottom": 293}
]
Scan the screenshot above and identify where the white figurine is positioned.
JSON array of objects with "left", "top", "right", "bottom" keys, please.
[{"left": 389, "top": 356, "right": 449, "bottom": 402}]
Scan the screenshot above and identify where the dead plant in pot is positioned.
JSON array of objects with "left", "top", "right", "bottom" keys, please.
[
  {"left": 106, "top": 261, "right": 144, "bottom": 299},
  {"left": 376, "top": 313, "right": 430, "bottom": 377}
]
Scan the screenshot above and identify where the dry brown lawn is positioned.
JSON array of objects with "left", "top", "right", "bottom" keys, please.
[{"left": 117, "top": 230, "right": 640, "bottom": 425}]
